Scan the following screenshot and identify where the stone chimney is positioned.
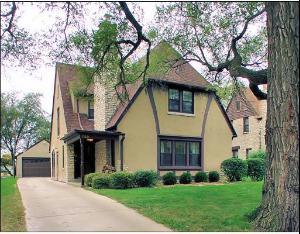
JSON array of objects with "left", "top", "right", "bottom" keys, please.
[{"left": 94, "top": 75, "right": 119, "bottom": 131}]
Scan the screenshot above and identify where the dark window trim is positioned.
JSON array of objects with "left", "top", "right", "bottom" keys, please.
[
  {"left": 88, "top": 100, "right": 94, "bottom": 119},
  {"left": 236, "top": 100, "right": 241, "bottom": 111},
  {"left": 168, "top": 88, "right": 194, "bottom": 114},
  {"left": 243, "top": 117, "right": 250, "bottom": 133},
  {"left": 158, "top": 135, "right": 202, "bottom": 170}
]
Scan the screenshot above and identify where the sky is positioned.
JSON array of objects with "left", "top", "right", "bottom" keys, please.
[{"left": 1, "top": 2, "right": 160, "bottom": 114}]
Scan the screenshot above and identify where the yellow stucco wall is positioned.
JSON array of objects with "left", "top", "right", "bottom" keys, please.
[
  {"left": 50, "top": 70, "right": 68, "bottom": 182},
  {"left": 203, "top": 98, "right": 232, "bottom": 171},
  {"left": 16, "top": 140, "right": 50, "bottom": 177},
  {"left": 117, "top": 88, "right": 157, "bottom": 172},
  {"left": 117, "top": 85, "right": 233, "bottom": 173}
]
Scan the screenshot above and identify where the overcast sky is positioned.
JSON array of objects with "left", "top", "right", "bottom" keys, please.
[{"left": 1, "top": 2, "right": 160, "bottom": 114}]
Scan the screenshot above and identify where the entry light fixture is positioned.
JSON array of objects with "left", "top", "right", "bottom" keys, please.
[{"left": 86, "top": 138, "right": 94, "bottom": 142}]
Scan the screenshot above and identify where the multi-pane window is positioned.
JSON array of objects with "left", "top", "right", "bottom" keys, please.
[
  {"left": 236, "top": 101, "right": 241, "bottom": 111},
  {"left": 189, "top": 142, "right": 201, "bottom": 166},
  {"left": 159, "top": 137, "right": 201, "bottom": 169},
  {"left": 175, "top": 141, "right": 186, "bottom": 166},
  {"left": 169, "top": 89, "right": 180, "bottom": 112},
  {"left": 168, "top": 88, "right": 194, "bottom": 114},
  {"left": 160, "top": 140, "right": 172, "bottom": 166},
  {"left": 243, "top": 117, "right": 249, "bottom": 133},
  {"left": 88, "top": 101, "right": 94, "bottom": 119},
  {"left": 246, "top": 148, "right": 252, "bottom": 158},
  {"left": 232, "top": 150, "right": 239, "bottom": 158},
  {"left": 62, "top": 145, "right": 64, "bottom": 168}
]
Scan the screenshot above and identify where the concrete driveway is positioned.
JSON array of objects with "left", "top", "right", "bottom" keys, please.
[{"left": 18, "top": 178, "right": 170, "bottom": 231}]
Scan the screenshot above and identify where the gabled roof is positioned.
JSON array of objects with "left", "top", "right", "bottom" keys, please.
[
  {"left": 226, "top": 87, "right": 262, "bottom": 120},
  {"left": 53, "top": 63, "right": 94, "bottom": 133},
  {"left": 16, "top": 139, "right": 49, "bottom": 158}
]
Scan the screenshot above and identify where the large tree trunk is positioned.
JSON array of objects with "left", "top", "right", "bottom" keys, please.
[{"left": 254, "top": 2, "right": 299, "bottom": 231}]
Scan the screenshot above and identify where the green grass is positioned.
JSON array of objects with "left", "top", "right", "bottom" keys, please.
[
  {"left": 91, "top": 182, "right": 262, "bottom": 231},
  {"left": 1, "top": 177, "right": 26, "bottom": 231}
]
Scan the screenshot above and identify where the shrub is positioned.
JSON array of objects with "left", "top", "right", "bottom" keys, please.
[
  {"left": 133, "top": 170, "right": 158, "bottom": 187},
  {"left": 84, "top": 172, "right": 101, "bottom": 187},
  {"left": 248, "top": 150, "right": 266, "bottom": 160},
  {"left": 247, "top": 158, "right": 265, "bottom": 181},
  {"left": 194, "top": 171, "right": 208, "bottom": 182},
  {"left": 221, "top": 158, "right": 248, "bottom": 181},
  {"left": 179, "top": 172, "right": 192, "bottom": 184},
  {"left": 91, "top": 174, "right": 111, "bottom": 189},
  {"left": 110, "top": 171, "right": 135, "bottom": 189},
  {"left": 162, "top": 172, "right": 177, "bottom": 185},
  {"left": 208, "top": 171, "right": 220, "bottom": 182}
]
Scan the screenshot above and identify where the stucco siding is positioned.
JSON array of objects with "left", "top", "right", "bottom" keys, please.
[
  {"left": 155, "top": 87, "right": 207, "bottom": 137},
  {"left": 16, "top": 140, "right": 50, "bottom": 177},
  {"left": 117, "top": 88, "right": 157, "bottom": 172},
  {"left": 203, "top": 99, "right": 232, "bottom": 171}
]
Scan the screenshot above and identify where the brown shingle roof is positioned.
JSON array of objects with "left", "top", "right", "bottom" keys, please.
[
  {"left": 56, "top": 63, "right": 94, "bottom": 133},
  {"left": 226, "top": 88, "right": 261, "bottom": 121}
]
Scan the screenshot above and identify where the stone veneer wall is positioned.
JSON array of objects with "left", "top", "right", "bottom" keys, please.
[
  {"left": 232, "top": 99, "right": 267, "bottom": 159},
  {"left": 67, "top": 144, "right": 74, "bottom": 181}
]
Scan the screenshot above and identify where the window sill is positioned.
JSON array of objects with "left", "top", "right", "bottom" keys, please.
[
  {"left": 168, "top": 111, "right": 195, "bottom": 117},
  {"left": 243, "top": 132, "right": 249, "bottom": 134},
  {"left": 158, "top": 166, "right": 202, "bottom": 171}
]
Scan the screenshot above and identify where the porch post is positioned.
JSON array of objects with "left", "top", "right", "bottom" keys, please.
[{"left": 80, "top": 137, "right": 85, "bottom": 187}]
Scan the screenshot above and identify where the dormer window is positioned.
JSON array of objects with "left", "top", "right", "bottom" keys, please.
[
  {"left": 168, "top": 88, "right": 194, "bottom": 114},
  {"left": 88, "top": 101, "right": 94, "bottom": 119}
]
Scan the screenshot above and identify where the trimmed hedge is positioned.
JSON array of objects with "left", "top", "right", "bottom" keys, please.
[
  {"left": 179, "top": 172, "right": 192, "bottom": 184},
  {"left": 208, "top": 171, "right": 220, "bottom": 182},
  {"left": 110, "top": 171, "right": 135, "bottom": 189},
  {"left": 247, "top": 158, "right": 265, "bottom": 181},
  {"left": 194, "top": 171, "right": 208, "bottom": 182},
  {"left": 84, "top": 172, "right": 102, "bottom": 187},
  {"left": 248, "top": 150, "right": 266, "bottom": 160},
  {"left": 91, "top": 174, "right": 111, "bottom": 189},
  {"left": 221, "top": 158, "right": 248, "bottom": 181},
  {"left": 162, "top": 172, "right": 177, "bottom": 185},
  {"left": 133, "top": 170, "right": 158, "bottom": 187}
]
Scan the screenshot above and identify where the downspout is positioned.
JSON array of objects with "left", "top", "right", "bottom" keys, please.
[{"left": 120, "top": 134, "right": 125, "bottom": 171}]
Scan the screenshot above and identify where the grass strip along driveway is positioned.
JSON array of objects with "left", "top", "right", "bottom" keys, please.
[
  {"left": 92, "top": 181, "right": 262, "bottom": 232},
  {"left": 1, "top": 177, "right": 26, "bottom": 231}
]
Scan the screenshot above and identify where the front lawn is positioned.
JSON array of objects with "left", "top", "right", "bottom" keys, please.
[
  {"left": 91, "top": 181, "right": 262, "bottom": 231},
  {"left": 0, "top": 177, "right": 26, "bottom": 231}
]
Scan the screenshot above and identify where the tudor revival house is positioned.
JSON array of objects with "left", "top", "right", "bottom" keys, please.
[
  {"left": 50, "top": 43, "right": 236, "bottom": 185},
  {"left": 226, "top": 86, "right": 267, "bottom": 159}
]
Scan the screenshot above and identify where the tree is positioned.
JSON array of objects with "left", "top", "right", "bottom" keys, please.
[
  {"left": 253, "top": 2, "right": 299, "bottom": 231},
  {"left": 1, "top": 92, "right": 51, "bottom": 176},
  {"left": 0, "top": 153, "right": 13, "bottom": 176}
]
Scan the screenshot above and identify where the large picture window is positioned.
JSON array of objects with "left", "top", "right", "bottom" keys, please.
[
  {"left": 168, "top": 88, "right": 194, "bottom": 114},
  {"left": 159, "top": 136, "right": 201, "bottom": 169}
]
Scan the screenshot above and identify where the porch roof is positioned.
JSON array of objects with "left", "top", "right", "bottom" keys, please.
[{"left": 62, "top": 129, "right": 122, "bottom": 144}]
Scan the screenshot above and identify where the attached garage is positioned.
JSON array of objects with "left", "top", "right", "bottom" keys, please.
[{"left": 16, "top": 140, "right": 50, "bottom": 177}]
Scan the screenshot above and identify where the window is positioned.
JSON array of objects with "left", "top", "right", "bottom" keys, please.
[
  {"left": 62, "top": 145, "right": 64, "bottom": 168},
  {"left": 169, "top": 89, "right": 180, "bottom": 112},
  {"left": 189, "top": 142, "right": 201, "bottom": 166},
  {"left": 168, "top": 88, "right": 194, "bottom": 114},
  {"left": 57, "top": 107, "right": 60, "bottom": 136},
  {"left": 236, "top": 101, "right": 241, "bottom": 111},
  {"left": 246, "top": 148, "right": 252, "bottom": 158},
  {"left": 175, "top": 141, "right": 186, "bottom": 166},
  {"left": 243, "top": 117, "right": 249, "bottom": 133},
  {"left": 232, "top": 146, "right": 240, "bottom": 158},
  {"left": 88, "top": 101, "right": 94, "bottom": 119},
  {"left": 159, "top": 137, "right": 201, "bottom": 169},
  {"left": 160, "top": 140, "right": 172, "bottom": 166}
]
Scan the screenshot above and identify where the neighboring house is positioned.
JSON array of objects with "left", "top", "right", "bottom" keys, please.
[
  {"left": 50, "top": 42, "right": 236, "bottom": 186},
  {"left": 16, "top": 140, "right": 51, "bottom": 177},
  {"left": 226, "top": 86, "right": 267, "bottom": 159}
]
